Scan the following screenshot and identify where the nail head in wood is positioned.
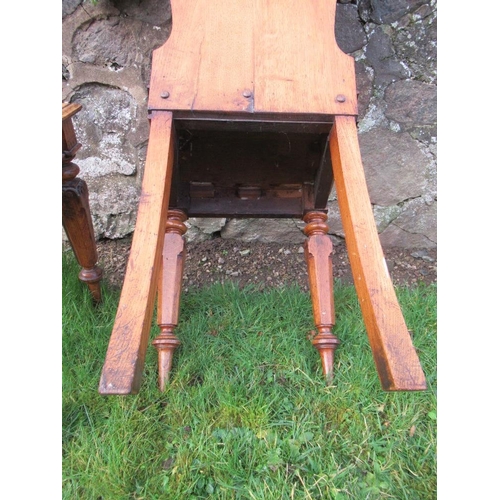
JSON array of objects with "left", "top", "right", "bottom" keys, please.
[
  {"left": 335, "top": 94, "right": 346, "bottom": 103},
  {"left": 160, "top": 91, "right": 170, "bottom": 99}
]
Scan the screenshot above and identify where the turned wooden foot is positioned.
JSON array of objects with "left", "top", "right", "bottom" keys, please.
[
  {"left": 303, "top": 211, "right": 339, "bottom": 383},
  {"left": 152, "top": 209, "right": 187, "bottom": 390}
]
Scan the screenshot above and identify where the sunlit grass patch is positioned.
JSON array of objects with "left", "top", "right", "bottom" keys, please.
[{"left": 63, "top": 250, "right": 436, "bottom": 499}]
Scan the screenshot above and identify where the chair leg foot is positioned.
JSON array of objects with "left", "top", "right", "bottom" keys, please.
[
  {"left": 152, "top": 326, "right": 182, "bottom": 391},
  {"left": 79, "top": 267, "right": 104, "bottom": 303},
  {"left": 312, "top": 327, "right": 340, "bottom": 384}
]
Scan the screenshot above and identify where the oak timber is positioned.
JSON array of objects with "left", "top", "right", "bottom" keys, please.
[
  {"left": 148, "top": 0, "right": 357, "bottom": 117},
  {"left": 99, "top": 112, "right": 175, "bottom": 394},
  {"left": 330, "top": 115, "right": 427, "bottom": 391}
]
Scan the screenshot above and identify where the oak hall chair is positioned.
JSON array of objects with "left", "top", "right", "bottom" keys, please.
[{"left": 99, "top": 0, "right": 426, "bottom": 395}]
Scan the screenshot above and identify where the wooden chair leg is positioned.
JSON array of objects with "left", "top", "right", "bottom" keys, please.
[
  {"left": 62, "top": 162, "right": 103, "bottom": 303},
  {"left": 303, "top": 211, "right": 340, "bottom": 383},
  {"left": 330, "top": 115, "right": 426, "bottom": 391},
  {"left": 99, "top": 111, "right": 175, "bottom": 395},
  {"left": 152, "top": 209, "right": 187, "bottom": 391}
]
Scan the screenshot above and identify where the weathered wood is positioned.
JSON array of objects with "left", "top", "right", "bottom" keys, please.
[
  {"left": 99, "top": 112, "right": 175, "bottom": 395},
  {"left": 303, "top": 211, "right": 339, "bottom": 382},
  {"left": 330, "top": 115, "right": 426, "bottom": 391},
  {"left": 152, "top": 209, "right": 187, "bottom": 391}
]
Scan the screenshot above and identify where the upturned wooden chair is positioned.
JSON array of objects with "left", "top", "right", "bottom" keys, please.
[{"left": 99, "top": 0, "right": 426, "bottom": 394}]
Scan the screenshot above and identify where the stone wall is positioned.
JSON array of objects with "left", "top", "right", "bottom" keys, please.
[{"left": 62, "top": 0, "right": 437, "bottom": 248}]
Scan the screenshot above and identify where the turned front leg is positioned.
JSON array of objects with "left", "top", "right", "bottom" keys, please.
[
  {"left": 152, "top": 209, "right": 187, "bottom": 390},
  {"left": 303, "top": 211, "right": 339, "bottom": 383},
  {"left": 62, "top": 161, "right": 103, "bottom": 303},
  {"left": 62, "top": 102, "right": 103, "bottom": 303}
]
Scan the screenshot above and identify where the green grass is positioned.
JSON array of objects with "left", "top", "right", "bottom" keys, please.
[{"left": 62, "top": 248, "right": 437, "bottom": 499}]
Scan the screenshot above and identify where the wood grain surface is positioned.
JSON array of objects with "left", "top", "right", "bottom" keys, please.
[
  {"left": 148, "top": 0, "right": 357, "bottom": 117},
  {"left": 330, "top": 115, "right": 427, "bottom": 391},
  {"left": 99, "top": 112, "right": 175, "bottom": 394}
]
